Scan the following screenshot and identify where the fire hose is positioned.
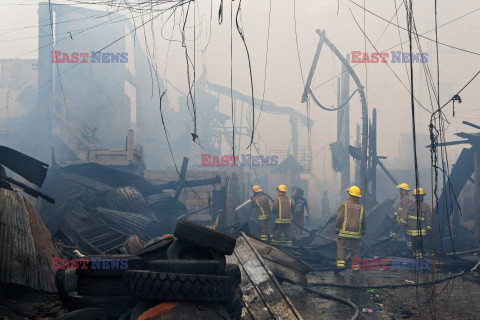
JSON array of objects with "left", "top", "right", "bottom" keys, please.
[
  {"left": 308, "top": 271, "right": 464, "bottom": 289},
  {"left": 303, "top": 286, "right": 360, "bottom": 320}
]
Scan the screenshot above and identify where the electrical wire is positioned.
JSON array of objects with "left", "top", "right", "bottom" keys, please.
[
  {"left": 235, "top": 0, "right": 256, "bottom": 150},
  {"left": 347, "top": 0, "right": 480, "bottom": 56}
]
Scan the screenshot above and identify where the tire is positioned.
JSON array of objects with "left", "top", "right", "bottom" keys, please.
[
  {"left": 224, "top": 287, "right": 243, "bottom": 320},
  {"left": 174, "top": 219, "right": 237, "bottom": 255},
  {"left": 56, "top": 268, "right": 77, "bottom": 305},
  {"left": 76, "top": 269, "right": 127, "bottom": 277},
  {"left": 124, "top": 270, "right": 235, "bottom": 302},
  {"left": 149, "top": 260, "right": 224, "bottom": 275},
  {"left": 224, "top": 264, "right": 241, "bottom": 287},
  {"left": 77, "top": 276, "right": 126, "bottom": 296},
  {"left": 134, "top": 237, "right": 174, "bottom": 269},
  {"left": 65, "top": 292, "right": 135, "bottom": 320},
  {"left": 54, "top": 308, "right": 108, "bottom": 320},
  {"left": 167, "top": 240, "right": 226, "bottom": 272}
]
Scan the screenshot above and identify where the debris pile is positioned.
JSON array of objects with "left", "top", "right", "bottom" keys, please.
[
  {"left": 40, "top": 158, "right": 222, "bottom": 255},
  {"left": 54, "top": 219, "right": 245, "bottom": 320}
]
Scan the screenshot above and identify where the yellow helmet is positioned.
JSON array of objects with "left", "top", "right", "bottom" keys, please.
[
  {"left": 252, "top": 185, "right": 262, "bottom": 192},
  {"left": 397, "top": 183, "right": 411, "bottom": 191},
  {"left": 346, "top": 186, "right": 361, "bottom": 198},
  {"left": 413, "top": 188, "right": 426, "bottom": 195},
  {"left": 276, "top": 185, "right": 288, "bottom": 192}
]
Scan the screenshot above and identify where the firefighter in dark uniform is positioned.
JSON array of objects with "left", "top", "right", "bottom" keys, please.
[
  {"left": 406, "top": 188, "right": 432, "bottom": 259},
  {"left": 335, "top": 186, "right": 366, "bottom": 271},
  {"left": 390, "top": 183, "right": 413, "bottom": 250},
  {"left": 272, "top": 184, "right": 295, "bottom": 246},
  {"left": 250, "top": 185, "right": 272, "bottom": 242},
  {"left": 292, "top": 187, "right": 311, "bottom": 239}
]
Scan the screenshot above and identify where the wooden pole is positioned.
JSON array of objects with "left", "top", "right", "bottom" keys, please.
[{"left": 371, "top": 109, "right": 377, "bottom": 199}]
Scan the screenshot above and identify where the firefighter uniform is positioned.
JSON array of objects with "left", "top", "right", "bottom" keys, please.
[
  {"left": 406, "top": 188, "right": 432, "bottom": 259},
  {"left": 390, "top": 184, "right": 413, "bottom": 241},
  {"left": 272, "top": 185, "right": 295, "bottom": 246},
  {"left": 251, "top": 192, "right": 272, "bottom": 241},
  {"left": 335, "top": 186, "right": 365, "bottom": 270}
]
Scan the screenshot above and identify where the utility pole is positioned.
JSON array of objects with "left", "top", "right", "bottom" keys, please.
[
  {"left": 355, "top": 123, "right": 361, "bottom": 185},
  {"left": 369, "top": 108, "right": 377, "bottom": 200},
  {"left": 37, "top": 2, "right": 54, "bottom": 160}
]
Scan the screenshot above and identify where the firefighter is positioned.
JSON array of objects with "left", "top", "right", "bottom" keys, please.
[
  {"left": 335, "top": 186, "right": 366, "bottom": 271},
  {"left": 250, "top": 185, "right": 272, "bottom": 242},
  {"left": 292, "top": 187, "right": 311, "bottom": 239},
  {"left": 390, "top": 183, "right": 413, "bottom": 250},
  {"left": 406, "top": 188, "right": 432, "bottom": 259},
  {"left": 272, "top": 185, "right": 295, "bottom": 246}
]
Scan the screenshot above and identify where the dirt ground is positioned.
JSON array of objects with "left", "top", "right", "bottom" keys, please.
[
  {"left": 0, "top": 283, "right": 61, "bottom": 320},
  {"left": 1, "top": 269, "right": 479, "bottom": 320},
  {"left": 284, "top": 269, "right": 480, "bottom": 320}
]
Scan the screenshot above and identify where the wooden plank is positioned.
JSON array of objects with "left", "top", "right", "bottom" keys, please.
[{"left": 231, "top": 232, "right": 303, "bottom": 320}]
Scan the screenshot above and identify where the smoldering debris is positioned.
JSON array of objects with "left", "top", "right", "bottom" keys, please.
[{"left": 38, "top": 157, "right": 222, "bottom": 255}]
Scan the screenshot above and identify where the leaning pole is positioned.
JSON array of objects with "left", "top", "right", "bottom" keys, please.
[{"left": 302, "top": 30, "right": 368, "bottom": 199}]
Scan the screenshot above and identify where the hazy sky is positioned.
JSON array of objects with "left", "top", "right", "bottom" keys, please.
[{"left": 0, "top": 0, "right": 479, "bottom": 192}]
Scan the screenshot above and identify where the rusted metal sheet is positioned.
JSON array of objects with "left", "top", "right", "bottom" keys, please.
[
  {"left": 24, "top": 199, "right": 57, "bottom": 292},
  {"left": 0, "top": 188, "right": 57, "bottom": 292},
  {"left": 229, "top": 232, "right": 303, "bottom": 320}
]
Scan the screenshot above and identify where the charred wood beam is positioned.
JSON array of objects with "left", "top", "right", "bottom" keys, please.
[
  {"left": 60, "top": 162, "right": 221, "bottom": 195},
  {"left": 144, "top": 175, "right": 222, "bottom": 195},
  {"left": 376, "top": 159, "right": 398, "bottom": 187},
  {"left": 0, "top": 175, "right": 55, "bottom": 203}
]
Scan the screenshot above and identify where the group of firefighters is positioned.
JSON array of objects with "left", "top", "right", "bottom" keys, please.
[
  {"left": 250, "top": 184, "right": 310, "bottom": 246},
  {"left": 249, "top": 182, "right": 432, "bottom": 271}
]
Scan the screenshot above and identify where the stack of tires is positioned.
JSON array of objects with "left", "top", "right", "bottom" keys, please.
[
  {"left": 124, "top": 219, "right": 243, "bottom": 320},
  {"left": 65, "top": 254, "right": 140, "bottom": 319}
]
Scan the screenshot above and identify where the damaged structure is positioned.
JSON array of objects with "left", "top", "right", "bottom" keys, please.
[{"left": 0, "top": 1, "right": 480, "bottom": 320}]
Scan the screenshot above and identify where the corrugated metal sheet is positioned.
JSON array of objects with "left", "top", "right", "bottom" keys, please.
[
  {"left": 25, "top": 199, "right": 57, "bottom": 292},
  {"left": 96, "top": 207, "right": 160, "bottom": 240},
  {"left": 100, "top": 186, "right": 148, "bottom": 213},
  {"left": 78, "top": 226, "right": 129, "bottom": 254},
  {"left": 62, "top": 201, "right": 104, "bottom": 241},
  {"left": 0, "top": 188, "right": 57, "bottom": 292}
]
